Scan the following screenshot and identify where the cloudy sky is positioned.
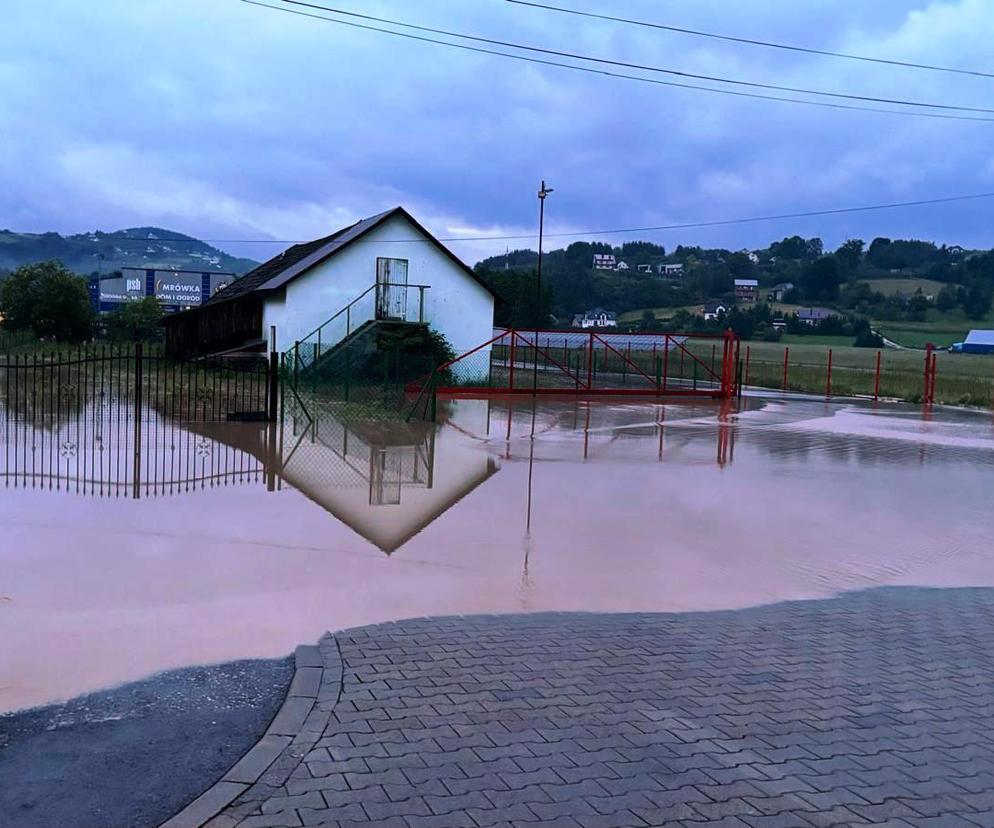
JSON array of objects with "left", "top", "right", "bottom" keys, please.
[{"left": 2, "top": 0, "right": 993, "bottom": 264}]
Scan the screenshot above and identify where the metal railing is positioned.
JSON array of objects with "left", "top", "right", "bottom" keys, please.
[
  {"left": 290, "top": 282, "right": 429, "bottom": 373},
  {"left": 407, "top": 328, "right": 740, "bottom": 402}
]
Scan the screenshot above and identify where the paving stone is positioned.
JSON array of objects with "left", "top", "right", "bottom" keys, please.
[{"left": 194, "top": 595, "right": 994, "bottom": 827}]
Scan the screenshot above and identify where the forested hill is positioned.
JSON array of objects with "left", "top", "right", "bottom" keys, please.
[
  {"left": 0, "top": 227, "right": 259, "bottom": 276},
  {"left": 475, "top": 237, "right": 994, "bottom": 327}
]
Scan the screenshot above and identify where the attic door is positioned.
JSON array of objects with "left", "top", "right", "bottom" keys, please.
[{"left": 376, "top": 257, "right": 409, "bottom": 320}]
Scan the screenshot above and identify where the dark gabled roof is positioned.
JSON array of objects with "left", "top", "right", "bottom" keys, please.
[{"left": 204, "top": 206, "right": 496, "bottom": 307}]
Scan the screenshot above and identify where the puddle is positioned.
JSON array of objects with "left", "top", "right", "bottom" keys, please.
[{"left": 2, "top": 393, "right": 994, "bottom": 712}]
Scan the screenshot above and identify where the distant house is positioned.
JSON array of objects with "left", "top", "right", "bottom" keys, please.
[
  {"left": 772, "top": 318, "right": 787, "bottom": 330},
  {"left": 952, "top": 330, "right": 994, "bottom": 355},
  {"left": 767, "top": 282, "right": 795, "bottom": 302},
  {"left": 797, "top": 307, "right": 836, "bottom": 325},
  {"left": 657, "top": 263, "right": 684, "bottom": 277},
  {"left": 734, "top": 278, "right": 759, "bottom": 303},
  {"left": 615, "top": 260, "right": 630, "bottom": 271},
  {"left": 573, "top": 308, "right": 618, "bottom": 329},
  {"left": 703, "top": 302, "right": 728, "bottom": 322},
  {"left": 592, "top": 254, "right": 616, "bottom": 270},
  {"left": 637, "top": 263, "right": 653, "bottom": 274}
]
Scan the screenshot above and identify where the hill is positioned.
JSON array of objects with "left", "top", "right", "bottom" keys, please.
[
  {"left": 0, "top": 227, "right": 259, "bottom": 276},
  {"left": 475, "top": 236, "right": 994, "bottom": 336}
]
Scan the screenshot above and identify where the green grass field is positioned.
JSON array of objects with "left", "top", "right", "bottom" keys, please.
[
  {"left": 864, "top": 277, "right": 947, "bottom": 297},
  {"left": 740, "top": 339, "right": 994, "bottom": 406},
  {"left": 874, "top": 307, "right": 994, "bottom": 349},
  {"left": 779, "top": 334, "right": 853, "bottom": 347}
]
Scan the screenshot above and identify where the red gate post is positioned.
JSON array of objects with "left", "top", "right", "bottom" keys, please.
[
  {"left": 509, "top": 332, "right": 516, "bottom": 392},
  {"left": 923, "top": 344, "right": 934, "bottom": 405},
  {"left": 711, "top": 343, "right": 716, "bottom": 375},
  {"left": 782, "top": 346, "right": 790, "bottom": 392},
  {"left": 826, "top": 348, "right": 833, "bottom": 398},
  {"left": 586, "top": 333, "right": 594, "bottom": 389},
  {"left": 744, "top": 345, "right": 751, "bottom": 388},
  {"left": 662, "top": 336, "right": 670, "bottom": 393},
  {"left": 874, "top": 350, "right": 882, "bottom": 402}
]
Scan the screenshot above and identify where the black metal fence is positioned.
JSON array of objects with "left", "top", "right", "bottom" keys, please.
[
  {"left": 1, "top": 344, "right": 278, "bottom": 426},
  {"left": 0, "top": 344, "right": 280, "bottom": 497}
]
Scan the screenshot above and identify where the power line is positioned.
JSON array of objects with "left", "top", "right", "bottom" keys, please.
[
  {"left": 96, "top": 191, "right": 994, "bottom": 245},
  {"left": 266, "top": 0, "right": 994, "bottom": 117},
  {"left": 507, "top": 0, "right": 994, "bottom": 81},
  {"left": 242, "top": 3, "right": 994, "bottom": 125}
]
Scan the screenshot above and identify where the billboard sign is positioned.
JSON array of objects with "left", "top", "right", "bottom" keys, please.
[
  {"left": 154, "top": 271, "right": 203, "bottom": 306},
  {"left": 92, "top": 268, "right": 236, "bottom": 311},
  {"left": 97, "top": 271, "right": 146, "bottom": 303}
]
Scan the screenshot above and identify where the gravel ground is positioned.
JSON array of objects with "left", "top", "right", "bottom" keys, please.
[{"left": 0, "top": 656, "right": 294, "bottom": 828}]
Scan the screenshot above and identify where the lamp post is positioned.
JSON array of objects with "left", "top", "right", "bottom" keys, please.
[{"left": 533, "top": 180, "right": 553, "bottom": 396}]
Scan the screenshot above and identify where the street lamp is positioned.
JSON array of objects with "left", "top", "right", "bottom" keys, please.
[{"left": 533, "top": 180, "right": 553, "bottom": 396}]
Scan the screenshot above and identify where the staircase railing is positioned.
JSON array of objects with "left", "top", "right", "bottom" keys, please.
[{"left": 289, "top": 282, "right": 429, "bottom": 376}]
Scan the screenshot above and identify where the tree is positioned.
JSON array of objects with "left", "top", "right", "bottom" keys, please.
[
  {"left": 964, "top": 278, "right": 994, "bottom": 321},
  {"left": 640, "top": 309, "right": 657, "bottom": 331},
  {"left": 935, "top": 285, "right": 958, "bottom": 312},
  {"left": 727, "top": 252, "right": 755, "bottom": 281},
  {"left": 801, "top": 256, "right": 843, "bottom": 302},
  {"left": 906, "top": 289, "right": 929, "bottom": 323},
  {"left": 0, "top": 260, "right": 93, "bottom": 341},
  {"left": 853, "top": 318, "right": 884, "bottom": 348},
  {"left": 105, "top": 296, "right": 164, "bottom": 342},
  {"left": 835, "top": 239, "right": 864, "bottom": 273}
]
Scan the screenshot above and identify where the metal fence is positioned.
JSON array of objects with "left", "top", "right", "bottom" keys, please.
[
  {"left": 1, "top": 344, "right": 277, "bottom": 426},
  {"left": 407, "top": 328, "right": 740, "bottom": 409}
]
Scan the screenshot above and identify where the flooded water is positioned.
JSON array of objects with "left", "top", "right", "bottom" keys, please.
[{"left": 2, "top": 392, "right": 994, "bottom": 713}]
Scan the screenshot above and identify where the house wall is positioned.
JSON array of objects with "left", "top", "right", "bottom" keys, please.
[{"left": 262, "top": 213, "right": 494, "bottom": 378}]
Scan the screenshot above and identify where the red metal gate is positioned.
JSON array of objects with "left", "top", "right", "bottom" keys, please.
[{"left": 408, "top": 328, "right": 740, "bottom": 400}]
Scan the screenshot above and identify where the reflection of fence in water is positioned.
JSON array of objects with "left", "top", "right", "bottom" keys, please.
[
  {"left": 0, "top": 397, "right": 266, "bottom": 498},
  {"left": 284, "top": 398, "right": 435, "bottom": 506},
  {"left": 489, "top": 398, "right": 737, "bottom": 468}
]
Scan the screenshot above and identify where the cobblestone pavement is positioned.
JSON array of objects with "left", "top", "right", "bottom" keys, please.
[{"left": 210, "top": 588, "right": 994, "bottom": 827}]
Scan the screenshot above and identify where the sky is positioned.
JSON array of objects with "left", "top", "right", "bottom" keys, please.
[{"left": 2, "top": 0, "right": 994, "bottom": 265}]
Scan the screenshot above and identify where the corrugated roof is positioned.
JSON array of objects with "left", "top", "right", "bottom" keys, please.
[{"left": 965, "top": 330, "right": 994, "bottom": 346}]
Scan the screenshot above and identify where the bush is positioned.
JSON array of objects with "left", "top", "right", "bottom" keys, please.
[{"left": 104, "top": 297, "right": 164, "bottom": 342}]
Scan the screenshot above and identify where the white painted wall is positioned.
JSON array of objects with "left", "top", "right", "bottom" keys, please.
[{"left": 262, "top": 213, "right": 494, "bottom": 378}]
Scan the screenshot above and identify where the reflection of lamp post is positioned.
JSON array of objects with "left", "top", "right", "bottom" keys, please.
[{"left": 533, "top": 181, "right": 554, "bottom": 396}]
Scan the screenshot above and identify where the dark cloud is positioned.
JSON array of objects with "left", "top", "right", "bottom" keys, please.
[{"left": 1, "top": 0, "right": 992, "bottom": 263}]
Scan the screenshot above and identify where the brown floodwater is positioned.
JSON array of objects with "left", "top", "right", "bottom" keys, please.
[{"left": 2, "top": 393, "right": 994, "bottom": 713}]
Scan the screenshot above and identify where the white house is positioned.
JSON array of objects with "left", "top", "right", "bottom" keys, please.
[
  {"left": 573, "top": 308, "right": 618, "bottom": 329},
  {"left": 164, "top": 207, "right": 496, "bottom": 370},
  {"left": 592, "top": 254, "right": 616, "bottom": 270},
  {"left": 615, "top": 260, "right": 630, "bottom": 271},
  {"left": 703, "top": 302, "right": 728, "bottom": 321},
  {"left": 657, "top": 263, "right": 684, "bottom": 277}
]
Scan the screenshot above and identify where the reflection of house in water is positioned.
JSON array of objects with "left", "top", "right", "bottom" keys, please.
[
  {"left": 189, "top": 399, "right": 499, "bottom": 554},
  {"left": 1, "top": 377, "right": 499, "bottom": 553},
  {"left": 274, "top": 401, "right": 498, "bottom": 553}
]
